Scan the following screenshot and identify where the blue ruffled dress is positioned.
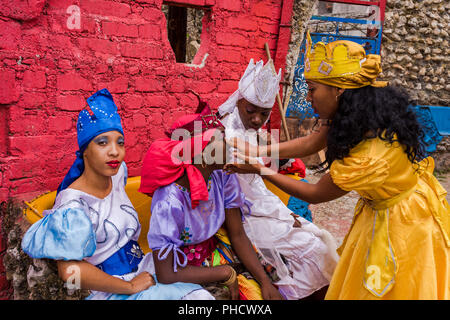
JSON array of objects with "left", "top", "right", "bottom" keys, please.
[{"left": 22, "top": 162, "right": 211, "bottom": 300}]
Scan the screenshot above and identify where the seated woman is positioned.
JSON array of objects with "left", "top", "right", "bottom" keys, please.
[
  {"left": 217, "top": 59, "right": 339, "bottom": 299},
  {"left": 139, "top": 103, "right": 283, "bottom": 300},
  {"left": 21, "top": 89, "right": 211, "bottom": 300}
]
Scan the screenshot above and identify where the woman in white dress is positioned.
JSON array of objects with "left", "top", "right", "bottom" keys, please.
[
  {"left": 218, "top": 59, "right": 339, "bottom": 300},
  {"left": 21, "top": 88, "right": 213, "bottom": 300}
]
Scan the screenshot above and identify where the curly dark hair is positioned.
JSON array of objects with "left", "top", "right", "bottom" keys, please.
[{"left": 319, "top": 85, "right": 427, "bottom": 172}]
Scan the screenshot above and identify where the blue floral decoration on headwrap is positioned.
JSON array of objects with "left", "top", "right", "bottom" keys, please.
[{"left": 57, "top": 88, "right": 124, "bottom": 194}]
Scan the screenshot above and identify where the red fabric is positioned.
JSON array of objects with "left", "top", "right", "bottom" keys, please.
[
  {"left": 139, "top": 99, "right": 225, "bottom": 209},
  {"left": 165, "top": 100, "right": 224, "bottom": 138},
  {"left": 183, "top": 237, "right": 218, "bottom": 267},
  {"left": 278, "top": 158, "right": 306, "bottom": 178},
  {"left": 139, "top": 128, "right": 218, "bottom": 208},
  {"left": 239, "top": 291, "right": 248, "bottom": 300}
]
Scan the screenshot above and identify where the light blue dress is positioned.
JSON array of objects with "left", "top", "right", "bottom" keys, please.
[{"left": 21, "top": 162, "right": 212, "bottom": 300}]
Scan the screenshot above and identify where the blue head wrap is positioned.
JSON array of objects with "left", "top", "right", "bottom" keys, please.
[{"left": 57, "top": 88, "right": 124, "bottom": 194}]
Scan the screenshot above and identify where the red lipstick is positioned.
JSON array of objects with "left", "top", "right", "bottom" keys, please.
[{"left": 107, "top": 160, "right": 120, "bottom": 168}]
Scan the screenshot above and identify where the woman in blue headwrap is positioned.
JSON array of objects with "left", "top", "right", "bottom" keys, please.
[{"left": 21, "top": 89, "right": 213, "bottom": 300}]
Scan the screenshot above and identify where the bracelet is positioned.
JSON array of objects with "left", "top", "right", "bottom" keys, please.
[{"left": 220, "top": 266, "right": 237, "bottom": 287}]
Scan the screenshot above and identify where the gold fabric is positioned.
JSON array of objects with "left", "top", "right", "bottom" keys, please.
[
  {"left": 327, "top": 137, "right": 450, "bottom": 299},
  {"left": 304, "top": 32, "right": 388, "bottom": 89}
]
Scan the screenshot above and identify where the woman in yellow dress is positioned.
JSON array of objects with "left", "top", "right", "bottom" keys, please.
[{"left": 225, "top": 35, "right": 450, "bottom": 299}]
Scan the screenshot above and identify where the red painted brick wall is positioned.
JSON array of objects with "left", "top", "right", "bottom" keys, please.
[{"left": 0, "top": 0, "right": 292, "bottom": 201}]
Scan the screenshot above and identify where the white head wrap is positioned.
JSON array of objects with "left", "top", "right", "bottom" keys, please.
[{"left": 218, "top": 59, "right": 282, "bottom": 116}]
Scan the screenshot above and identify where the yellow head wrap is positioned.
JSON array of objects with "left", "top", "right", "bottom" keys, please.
[{"left": 304, "top": 32, "right": 388, "bottom": 89}]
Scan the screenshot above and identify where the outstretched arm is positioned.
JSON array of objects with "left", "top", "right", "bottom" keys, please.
[
  {"left": 57, "top": 260, "right": 155, "bottom": 295},
  {"left": 262, "top": 170, "right": 348, "bottom": 204},
  {"left": 152, "top": 248, "right": 240, "bottom": 299},
  {"left": 228, "top": 125, "right": 328, "bottom": 160},
  {"left": 152, "top": 251, "right": 232, "bottom": 284},
  {"left": 271, "top": 125, "right": 328, "bottom": 159},
  {"left": 224, "top": 161, "right": 348, "bottom": 204},
  {"left": 225, "top": 207, "right": 284, "bottom": 300}
]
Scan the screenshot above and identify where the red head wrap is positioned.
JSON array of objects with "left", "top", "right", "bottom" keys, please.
[{"left": 139, "top": 100, "right": 224, "bottom": 209}]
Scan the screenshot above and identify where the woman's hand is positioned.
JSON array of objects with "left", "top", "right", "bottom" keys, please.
[
  {"left": 127, "top": 272, "right": 155, "bottom": 294},
  {"left": 224, "top": 137, "right": 280, "bottom": 176},
  {"left": 224, "top": 162, "right": 263, "bottom": 175},
  {"left": 224, "top": 150, "right": 278, "bottom": 176},
  {"left": 224, "top": 146, "right": 267, "bottom": 175},
  {"left": 228, "top": 276, "right": 240, "bottom": 300},
  {"left": 226, "top": 137, "right": 261, "bottom": 158},
  {"left": 261, "top": 282, "right": 284, "bottom": 300},
  {"left": 221, "top": 265, "right": 240, "bottom": 300},
  {"left": 57, "top": 260, "right": 156, "bottom": 295},
  {"left": 290, "top": 213, "right": 302, "bottom": 228}
]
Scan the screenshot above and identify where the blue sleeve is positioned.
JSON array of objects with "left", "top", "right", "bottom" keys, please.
[{"left": 21, "top": 207, "right": 96, "bottom": 261}]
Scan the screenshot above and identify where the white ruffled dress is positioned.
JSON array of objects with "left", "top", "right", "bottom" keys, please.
[{"left": 21, "top": 162, "right": 213, "bottom": 300}]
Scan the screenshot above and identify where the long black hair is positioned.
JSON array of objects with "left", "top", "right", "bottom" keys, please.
[{"left": 319, "top": 85, "right": 426, "bottom": 172}]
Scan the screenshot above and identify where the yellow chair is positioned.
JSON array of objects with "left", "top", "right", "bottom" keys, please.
[{"left": 23, "top": 174, "right": 300, "bottom": 255}]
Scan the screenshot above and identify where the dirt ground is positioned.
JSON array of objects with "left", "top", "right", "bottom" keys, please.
[{"left": 306, "top": 169, "right": 450, "bottom": 247}]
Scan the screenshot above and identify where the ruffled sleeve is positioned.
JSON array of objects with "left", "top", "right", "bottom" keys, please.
[
  {"left": 147, "top": 199, "right": 187, "bottom": 272},
  {"left": 223, "top": 172, "right": 252, "bottom": 215},
  {"left": 21, "top": 207, "right": 96, "bottom": 261},
  {"left": 330, "top": 156, "right": 389, "bottom": 192}
]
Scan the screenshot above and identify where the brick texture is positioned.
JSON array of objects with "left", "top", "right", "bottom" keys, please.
[{"left": 0, "top": 0, "right": 291, "bottom": 205}]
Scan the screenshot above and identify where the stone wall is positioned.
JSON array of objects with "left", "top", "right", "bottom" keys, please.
[
  {"left": 433, "top": 136, "right": 450, "bottom": 172},
  {"left": 0, "top": 200, "right": 89, "bottom": 300},
  {"left": 284, "top": 0, "right": 450, "bottom": 108},
  {"left": 381, "top": 0, "right": 449, "bottom": 170},
  {"left": 381, "top": 0, "right": 449, "bottom": 106}
]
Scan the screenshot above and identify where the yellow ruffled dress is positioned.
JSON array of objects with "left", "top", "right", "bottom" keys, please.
[{"left": 326, "top": 136, "right": 449, "bottom": 300}]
